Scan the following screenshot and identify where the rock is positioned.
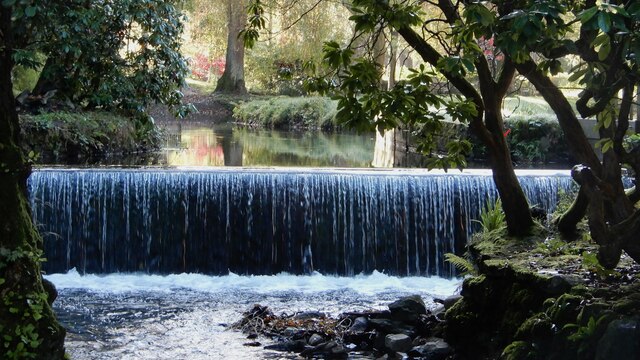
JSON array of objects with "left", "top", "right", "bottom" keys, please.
[
  {"left": 243, "top": 341, "right": 261, "bottom": 347},
  {"left": 300, "top": 341, "right": 347, "bottom": 358},
  {"left": 385, "top": 334, "right": 413, "bottom": 353},
  {"left": 42, "top": 278, "right": 58, "bottom": 305},
  {"left": 443, "top": 295, "right": 462, "bottom": 310},
  {"left": 409, "top": 337, "right": 453, "bottom": 360},
  {"left": 543, "top": 274, "right": 582, "bottom": 295},
  {"left": 369, "top": 318, "right": 416, "bottom": 337},
  {"left": 308, "top": 333, "right": 325, "bottom": 346},
  {"left": 348, "top": 316, "right": 369, "bottom": 333},
  {"left": 595, "top": 318, "right": 640, "bottom": 360},
  {"left": 376, "top": 355, "right": 390, "bottom": 360},
  {"left": 283, "top": 327, "right": 305, "bottom": 339},
  {"left": 393, "top": 352, "right": 408, "bottom": 359},
  {"left": 294, "top": 311, "right": 325, "bottom": 320},
  {"left": 388, "top": 295, "right": 427, "bottom": 323},
  {"left": 264, "top": 339, "right": 307, "bottom": 352}
]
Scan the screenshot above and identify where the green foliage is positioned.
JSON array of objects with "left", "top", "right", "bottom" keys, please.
[
  {"left": 581, "top": 251, "right": 620, "bottom": 279},
  {"left": 444, "top": 253, "right": 477, "bottom": 276},
  {"left": 233, "top": 96, "right": 339, "bottom": 130},
  {"left": 562, "top": 315, "right": 611, "bottom": 358},
  {"left": 0, "top": 247, "right": 48, "bottom": 359},
  {"left": 19, "top": 111, "right": 163, "bottom": 162},
  {"left": 475, "top": 198, "right": 506, "bottom": 233},
  {"left": 12, "top": 0, "right": 190, "bottom": 118},
  {"left": 535, "top": 237, "right": 571, "bottom": 257}
]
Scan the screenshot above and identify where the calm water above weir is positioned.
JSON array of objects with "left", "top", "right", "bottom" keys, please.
[{"left": 160, "top": 122, "right": 376, "bottom": 167}]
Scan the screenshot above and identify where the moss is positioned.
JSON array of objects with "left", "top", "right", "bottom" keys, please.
[
  {"left": 501, "top": 341, "right": 539, "bottom": 360},
  {"left": 612, "top": 293, "right": 640, "bottom": 314},
  {"left": 546, "top": 294, "right": 583, "bottom": 324},
  {"left": 515, "top": 315, "right": 554, "bottom": 340}
]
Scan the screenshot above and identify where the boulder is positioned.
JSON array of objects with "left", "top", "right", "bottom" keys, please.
[
  {"left": 264, "top": 339, "right": 307, "bottom": 352},
  {"left": 300, "top": 341, "right": 347, "bottom": 359},
  {"left": 348, "top": 316, "right": 369, "bottom": 333},
  {"left": 385, "top": 334, "right": 413, "bottom": 353},
  {"left": 595, "top": 318, "right": 640, "bottom": 360},
  {"left": 443, "top": 295, "right": 462, "bottom": 310},
  {"left": 308, "top": 333, "right": 325, "bottom": 346},
  {"left": 369, "top": 318, "right": 416, "bottom": 337},
  {"left": 294, "top": 311, "right": 325, "bottom": 320},
  {"left": 409, "top": 337, "right": 453, "bottom": 360},
  {"left": 283, "top": 327, "right": 305, "bottom": 339},
  {"left": 388, "top": 295, "right": 427, "bottom": 323}
]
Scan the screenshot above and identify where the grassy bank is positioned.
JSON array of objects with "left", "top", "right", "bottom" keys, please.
[
  {"left": 233, "top": 96, "right": 338, "bottom": 130},
  {"left": 20, "top": 111, "right": 163, "bottom": 163}
]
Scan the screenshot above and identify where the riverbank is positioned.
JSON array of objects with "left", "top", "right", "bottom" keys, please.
[
  {"left": 21, "top": 111, "right": 163, "bottom": 164},
  {"left": 230, "top": 222, "right": 640, "bottom": 359}
]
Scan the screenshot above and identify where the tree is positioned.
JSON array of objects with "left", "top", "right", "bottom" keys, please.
[
  {"left": 496, "top": 0, "right": 640, "bottom": 267},
  {"left": 215, "top": 0, "right": 248, "bottom": 94},
  {"left": 303, "top": 0, "right": 535, "bottom": 236},
  {"left": 1, "top": 3, "right": 66, "bottom": 358},
  {"left": 29, "top": 0, "right": 190, "bottom": 119}
]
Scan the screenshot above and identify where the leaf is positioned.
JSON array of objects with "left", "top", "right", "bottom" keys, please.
[
  {"left": 597, "top": 12, "right": 611, "bottom": 33},
  {"left": 501, "top": 10, "right": 525, "bottom": 20},
  {"left": 578, "top": 7, "right": 598, "bottom": 23},
  {"left": 598, "top": 36, "right": 611, "bottom": 61},
  {"left": 25, "top": 5, "right": 36, "bottom": 17}
]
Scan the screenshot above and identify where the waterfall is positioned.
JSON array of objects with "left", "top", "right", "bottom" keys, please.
[{"left": 28, "top": 168, "right": 575, "bottom": 278}]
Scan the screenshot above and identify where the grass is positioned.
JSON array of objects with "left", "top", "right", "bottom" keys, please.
[
  {"left": 185, "top": 78, "right": 217, "bottom": 94},
  {"left": 233, "top": 96, "right": 339, "bottom": 130}
]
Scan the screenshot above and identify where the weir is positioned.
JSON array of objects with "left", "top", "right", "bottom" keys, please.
[{"left": 29, "top": 168, "right": 575, "bottom": 278}]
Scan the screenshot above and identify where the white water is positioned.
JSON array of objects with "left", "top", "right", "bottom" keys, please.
[
  {"left": 46, "top": 271, "right": 460, "bottom": 359},
  {"left": 46, "top": 269, "right": 459, "bottom": 298}
]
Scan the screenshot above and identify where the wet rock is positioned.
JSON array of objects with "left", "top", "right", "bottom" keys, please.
[
  {"left": 294, "top": 311, "right": 325, "bottom": 320},
  {"left": 385, "top": 334, "right": 413, "bottom": 353},
  {"left": 388, "top": 295, "right": 427, "bottom": 323},
  {"left": 595, "top": 318, "right": 640, "bottom": 360},
  {"left": 42, "top": 278, "right": 58, "bottom": 305},
  {"left": 283, "top": 327, "right": 305, "bottom": 339},
  {"left": 243, "top": 341, "right": 261, "bottom": 347},
  {"left": 409, "top": 337, "right": 453, "bottom": 360},
  {"left": 543, "top": 275, "right": 582, "bottom": 295},
  {"left": 349, "top": 316, "right": 369, "bottom": 333},
  {"left": 369, "top": 318, "right": 416, "bottom": 337},
  {"left": 264, "top": 339, "right": 307, "bottom": 352},
  {"left": 308, "top": 333, "right": 325, "bottom": 346},
  {"left": 300, "top": 341, "right": 347, "bottom": 358},
  {"left": 443, "top": 295, "right": 462, "bottom": 310}
]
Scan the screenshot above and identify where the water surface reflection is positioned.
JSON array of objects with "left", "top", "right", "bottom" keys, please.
[{"left": 162, "top": 122, "right": 376, "bottom": 167}]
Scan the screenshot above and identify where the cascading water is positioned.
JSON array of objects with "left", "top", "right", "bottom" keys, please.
[{"left": 29, "top": 168, "right": 575, "bottom": 278}]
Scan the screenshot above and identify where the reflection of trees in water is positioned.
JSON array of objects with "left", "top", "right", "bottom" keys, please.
[{"left": 232, "top": 128, "right": 375, "bottom": 167}]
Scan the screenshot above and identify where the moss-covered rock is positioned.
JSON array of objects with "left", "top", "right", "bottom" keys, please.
[{"left": 444, "top": 226, "right": 640, "bottom": 360}]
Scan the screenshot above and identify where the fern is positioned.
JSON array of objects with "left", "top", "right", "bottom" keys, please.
[
  {"left": 474, "top": 198, "right": 506, "bottom": 232},
  {"left": 444, "top": 253, "right": 476, "bottom": 276}
]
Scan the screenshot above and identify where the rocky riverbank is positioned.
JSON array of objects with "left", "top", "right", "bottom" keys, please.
[
  {"left": 233, "top": 295, "right": 458, "bottom": 359},
  {"left": 232, "top": 225, "right": 640, "bottom": 359}
]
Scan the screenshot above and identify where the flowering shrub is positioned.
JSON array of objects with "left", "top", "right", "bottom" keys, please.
[{"left": 190, "top": 54, "right": 225, "bottom": 81}]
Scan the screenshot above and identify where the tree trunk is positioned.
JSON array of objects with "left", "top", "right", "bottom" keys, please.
[
  {"left": 215, "top": 0, "right": 247, "bottom": 94},
  {"left": 388, "top": 30, "right": 398, "bottom": 90},
  {"left": 483, "top": 102, "right": 534, "bottom": 236},
  {"left": 636, "top": 85, "right": 639, "bottom": 133},
  {"left": 0, "top": 6, "right": 66, "bottom": 358}
]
